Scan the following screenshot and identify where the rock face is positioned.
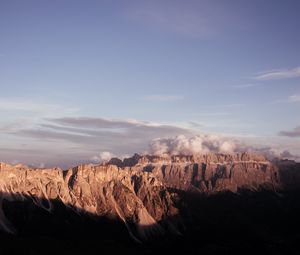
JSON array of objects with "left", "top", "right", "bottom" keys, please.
[
  {"left": 0, "top": 152, "right": 292, "bottom": 242},
  {"left": 0, "top": 162, "right": 177, "bottom": 242},
  {"left": 109, "top": 153, "right": 280, "bottom": 193},
  {"left": 273, "top": 159, "right": 300, "bottom": 191}
]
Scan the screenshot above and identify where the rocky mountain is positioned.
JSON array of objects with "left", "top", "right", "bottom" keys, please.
[
  {"left": 0, "top": 162, "right": 179, "bottom": 242},
  {"left": 0, "top": 153, "right": 299, "bottom": 254},
  {"left": 109, "top": 153, "right": 280, "bottom": 193}
]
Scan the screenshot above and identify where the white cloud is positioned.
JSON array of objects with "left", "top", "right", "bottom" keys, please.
[
  {"left": 254, "top": 66, "right": 300, "bottom": 80},
  {"left": 91, "top": 151, "right": 115, "bottom": 163},
  {"left": 149, "top": 134, "right": 238, "bottom": 155},
  {"left": 9, "top": 117, "right": 191, "bottom": 164},
  {"left": 149, "top": 134, "right": 300, "bottom": 161},
  {"left": 144, "top": 95, "right": 184, "bottom": 102},
  {"left": 289, "top": 94, "right": 300, "bottom": 102},
  {"left": 3, "top": 113, "right": 300, "bottom": 166}
]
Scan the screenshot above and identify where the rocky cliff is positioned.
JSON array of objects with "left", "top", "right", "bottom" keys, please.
[
  {"left": 0, "top": 152, "right": 297, "bottom": 245},
  {"left": 109, "top": 152, "right": 280, "bottom": 193},
  {"left": 0, "top": 162, "right": 178, "bottom": 242}
]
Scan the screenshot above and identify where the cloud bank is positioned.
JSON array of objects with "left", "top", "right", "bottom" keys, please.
[
  {"left": 149, "top": 134, "right": 300, "bottom": 161},
  {"left": 2, "top": 115, "right": 299, "bottom": 167},
  {"left": 3, "top": 117, "right": 191, "bottom": 167},
  {"left": 149, "top": 134, "right": 237, "bottom": 155}
]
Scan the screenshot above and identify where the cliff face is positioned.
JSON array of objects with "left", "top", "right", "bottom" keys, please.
[
  {"left": 0, "top": 162, "right": 177, "bottom": 242},
  {"left": 0, "top": 153, "right": 293, "bottom": 242},
  {"left": 110, "top": 153, "right": 280, "bottom": 193}
]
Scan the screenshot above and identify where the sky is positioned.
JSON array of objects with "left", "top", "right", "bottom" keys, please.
[{"left": 0, "top": 0, "right": 299, "bottom": 168}]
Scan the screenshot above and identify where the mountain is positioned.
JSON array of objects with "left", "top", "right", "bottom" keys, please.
[
  {"left": 0, "top": 153, "right": 299, "bottom": 254},
  {"left": 108, "top": 153, "right": 280, "bottom": 193}
]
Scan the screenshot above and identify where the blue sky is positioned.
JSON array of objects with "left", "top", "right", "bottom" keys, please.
[{"left": 0, "top": 0, "right": 299, "bottom": 167}]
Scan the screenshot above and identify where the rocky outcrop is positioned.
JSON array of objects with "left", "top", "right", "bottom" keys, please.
[
  {"left": 0, "top": 162, "right": 177, "bottom": 242},
  {"left": 110, "top": 153, "right": 280, "bottom": 193}
]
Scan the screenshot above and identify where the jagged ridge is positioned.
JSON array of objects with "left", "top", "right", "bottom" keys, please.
[{"left": 0, "top": 152, "right": 296, "bottom": 243}]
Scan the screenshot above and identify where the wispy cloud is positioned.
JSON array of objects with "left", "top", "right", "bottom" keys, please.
[
  {"left": 0, "top": 122, "right": 26, "bottom": 132},
  {"left": 0, "top": 98, "right": 59, "bottom": 113},
  {"left": 269, "top": 94, "right": 300, "bottom": 105},
  {"left": 289, "top": 94, "right": 300, "bottom": 102},
  {"left": 231, "top": 83, "right": 258, "bottom": 89},
  {"left": 144, "top": 95, "right": 184, "bottom": 102},
  {"left": 1, "top": 116, "right": 192, "bottom": 167},
  {"left": 10, "top": 117, "right": 192, "bottom": 155},
  {"left": 279, "top": 126, "right": 300, "bottom": 137},
  {"left": 215, "top": 103, "right": 245, "bottom": 108},
  {"left": 3, "top": 115, "right": 300, "bottom": 166},
  {"left": 190, "top": 112, "right": 230, "bottom": 117},
  {"left": 0, "top": 98, "right": 79, "bottom": 115},
  {"left": 254, "top": 66, "right": 300, "bottom": 80}
]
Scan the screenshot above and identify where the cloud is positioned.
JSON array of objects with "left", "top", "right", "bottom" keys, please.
[
  {"left": 0, "top": 122, "right": 22, "bottom": 132},
  {"left": 215, "top": 103, "right": 245, "bottom": 108},
  {"left": 0, "top": 98, "right": 60, "bottom": 113},
  {"left": 90, "top": 151, "right": 115, "bottom": 163},
  {"left": 4, "top": 115, "right": 300, "bottom": 166},
  {"left": 149, "top": 134, "right": 238, "bottom": 155},
  {"left": 270, "top": 94, "right": 300, "bottom": 105},
  {"left": 149, "top": 134, "right": 300, "bottom": 161},
  {"left": 144, "top": 95, "right": 184, "bottom": 102},
  {"left": 10, "top": 117, "right": 192, "bottom": 158},
  {"left": 254, "top": 66, "right": 300, "bottom": 80},
  {"left": 231, "top": 83, "right": 258, "bottom": 89},
  {"left": 0, "top": 98, "right": 79, "bottom": 119},
  {"left": 289, "top": 95, "right": 300, "bottom": 102},
  {"left": 190, "top": 112, "right": 230, "bottom": 117},
  {"left": 279, "top": 126, "right": 300, "bottom": 137}
]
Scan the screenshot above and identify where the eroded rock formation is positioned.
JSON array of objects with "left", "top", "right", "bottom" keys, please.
[
  {"left": 109, "top": 152, "right": 280, "bottom": 193},
  {"left": 0, "top": 162, "right": 177, "bottom": 242},
  {"left": 0, "top": 152, "right": 297, "bottom": 243}
]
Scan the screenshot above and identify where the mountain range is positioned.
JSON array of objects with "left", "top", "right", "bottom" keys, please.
[{"left": 0, "top": 152, "right": 299, "bottom": 254}]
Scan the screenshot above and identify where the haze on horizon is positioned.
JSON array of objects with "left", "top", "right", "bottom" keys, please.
[{"left": 0, "top": 0, "right": 299, "bottom": 168}]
